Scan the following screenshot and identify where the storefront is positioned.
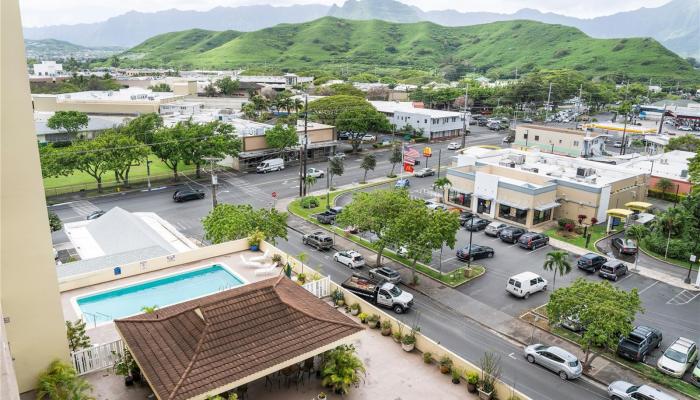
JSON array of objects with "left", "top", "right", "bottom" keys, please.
[
  {"left": 448, "top": 188, "right": 472, "bottom": 208},
  {"left": 477, "top": 197, "right": 493, "bottom": 215},
  {"left": 497, "top": 202, "right": 529, "bottom": 225},
  {"left": 532, "top": 202, "right": 559, "bottom": 225}
]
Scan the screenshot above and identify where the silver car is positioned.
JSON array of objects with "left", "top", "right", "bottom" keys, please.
[
  {"left": 607, "top": 381, "right": 678, "bottom": 400},
  {"left": 524, "top": 344, "right": 582, "bottom": 380}
]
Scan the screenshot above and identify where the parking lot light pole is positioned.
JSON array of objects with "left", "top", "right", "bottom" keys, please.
[
  {"left": 686, "top": 255, "right": 696, "bottom": 284},
  {"left": 467, "top": 216, "right": 475, "bottom": 270}
]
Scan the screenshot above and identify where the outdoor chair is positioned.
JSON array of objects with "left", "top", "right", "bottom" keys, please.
[
  {"left": 248, "top": 250, "right": 269, "bottom": 263},
  {"left": 239, "top": 254, "right": 262, "bottom": 268},
  {"left": 254, "top": 266, "right": 277, "bottom": 276}
]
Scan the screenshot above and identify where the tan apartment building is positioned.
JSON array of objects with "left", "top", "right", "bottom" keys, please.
[
  {"left": 514, "top": 124, "right": 606, "bottom": 157},
  {"left": 446, "top": 148, "right": 648, "bottom": 228},
  {"left": 2, "top": 0, "right": 70, "bottom": 394},
  {"left": 32, "top": 87, "right": 184, "bottom": 115}
]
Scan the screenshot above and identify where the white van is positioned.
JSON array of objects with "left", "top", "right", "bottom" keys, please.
[
  {"left": 256, "top": 158, "right": 284, "bottom": 173},
  {"left": 506, "top": 272, "right": 547, "bottom": 299}
]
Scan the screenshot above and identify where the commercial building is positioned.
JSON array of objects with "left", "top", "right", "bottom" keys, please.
[
  {"left": 2, "top": 0, "right": 70, "bottom": 394},
  {"left": 371, "top": 101, "right": 466, "bottom": 140},
  {"left": 446, "top": 148, "right": 648, "bottom": 228},
  {"left": 32, "top": 87, "right": 184, "bottom": 115},
  {"left": 34, "top": 112, "right": 128, "bottom": 143},
  {"left": 32, "top": 60, "right": 63, "bottom": 77},
  {"left": 514, "top": 124, "right": 606, "bottom": 157},
  {"left": 159, "top": 101, "right": 205, "bottom": 115},
  {"left": 618, "top": 150, "right": 696, "bottom": 195}
]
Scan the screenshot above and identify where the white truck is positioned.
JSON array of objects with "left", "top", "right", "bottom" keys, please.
[
  {"left": 341, "top": 274, "right": 413, "bottom": 314},
  {"left": 256, "top": 158, "right": 284, "bottom": 173}
]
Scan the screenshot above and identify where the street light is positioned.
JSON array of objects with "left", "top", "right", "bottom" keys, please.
[
  {"left": 466, "top": 215, "right": 475, "bottom": 270},
  {"left": 203, "top": 157, "right": 220, "bottom": 210},
  {"left": 686, "top": 254, "right": 697, "bottom": 284}
]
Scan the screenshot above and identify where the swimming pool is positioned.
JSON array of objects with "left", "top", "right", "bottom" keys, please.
[{"left": 76, "top": 264, "right": 245, "bottom": 324}]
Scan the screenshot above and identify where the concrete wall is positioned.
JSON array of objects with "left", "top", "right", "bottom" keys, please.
[
  {"left": 1, "top": 0, "right": 70, "bottom": 392},
  {"left": 649, "top": 176, "right": 692, "bottom": 195},
  {"left": 32, "top": 94, "right": 184, "bottom": 115},
  {"left": 515, "top": 125, "right": 590, "bottom": 157}
]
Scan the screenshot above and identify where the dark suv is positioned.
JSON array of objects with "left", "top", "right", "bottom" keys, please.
[
  {"left": 315, "top": 210, "right": 336, "bottom": 224},
  {"left": 617, "top": 326, "right": 663, "bottom": 363},
  {"left": 499, "top": 227, "right": 527, "bottom": 243},
  {"left": 577, "top": 253, "right": 607, "bottom": 272},
  {"left": 464, "top": 217, "right": 490, "bottom": 231},
  {"left": 302, "top": 231, "right": 334, "bottom": 251},
  {"left": 599, "top": 260, "right": 627, "bottom": 281},
  {"left": 517, "top": 232, "right": 549, "bottom": 250},
  {"left": 173, "top": 189, "right": 205, "bottom": 202}
]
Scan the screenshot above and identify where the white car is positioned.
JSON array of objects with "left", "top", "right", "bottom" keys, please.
[
  {"left": 678, "top": 126, "right": 692, "bottom": 131},
  {"left": 305, "top": 168, "right": 325, "bottom": 178},
  {"left": 333, "top": 250, "right": 365, "bottom": 269},
  {"left": 613, "top": 141, "right": 623, "bottom": 148},
  {"left": 607, "top": 381, "right": 677, "bottom": 400},
  {"left": 424, "top": 200, "right": 447, "bottom": 211},
  {"left": 657, "top": 337, "right": 698, "bottom": 378},
  {"left": 447, "top": 142, "right": 460, "bottom": 150},
  {"left": 360, "top": 134, "right": 376, "bottom": 142}
]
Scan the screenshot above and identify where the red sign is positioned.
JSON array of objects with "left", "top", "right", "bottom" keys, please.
[
  {"left": 403, "top": 163, "right": 414, "bottom": 173},
  {"left": 271, "top": 191, "right": 277, "bottom": 198}
]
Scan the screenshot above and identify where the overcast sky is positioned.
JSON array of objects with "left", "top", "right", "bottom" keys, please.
[{"left": 19, "top": 0, "right": 671, "bottom": 27}]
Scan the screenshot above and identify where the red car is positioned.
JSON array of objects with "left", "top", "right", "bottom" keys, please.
[{"left": 612, "top": 237, "right": 637, "bottom": 255}]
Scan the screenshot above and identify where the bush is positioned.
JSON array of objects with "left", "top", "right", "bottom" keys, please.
[
  {"left": 642, "top": 234, "right": 690, "bottom": 259},
  {"left": 558, "top": 218, "right": 575, "bottom": 230},
  {"left": 647, "top": 188, "right": 685, "bottom": 203},
  {"left": 300, "top": 196, "right": 320, "bottom": 209},
  {"left": 48, "top": 211, "right": 62, "bottom": 232},
  {"left": 413, "top": 137, "right": 429, "bottom": 143}
]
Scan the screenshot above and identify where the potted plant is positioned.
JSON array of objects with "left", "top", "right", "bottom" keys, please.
[
  {"left": 380, "top": 320, "right": 392, "bottom": 336},
  {"left": 113, "top": 350, "right": 138, "bottom": 386},
  {"left": 317, "top": 392, "right": 327, "bottom": 400},
  {"left": 247, "top": 230, "right": 265, "bottom": 251},
  {"left": 467, "top": 371, "right": 479, "bottom": 393},
  {"left": 297, "top": 273, "right": 307, "bottom": 285},
  {"left": 478, "top": 352, "right": 501, "bottom": 400},
  {"left": 401, "top": 331, "right": 416, "bottom": 352},
  {"left": 422, "top": 352, "right": 433, "bottom": 364},
  {"left": 331, "top": 289, "right": 345, "bottom": 307},
  {"left": 358, "top": 312, "right": 368, "bottom": 323},
  {"left": 451, "top": 367, "right": 462, "bottom": 384},
  {"left": 367, "top": 314, "right": 380, "bottom": 328},
  {"left": 349, "top": 303, "right": 360, "bottom": 316},
  {"left": 271, "top": 253, "right": 283, "bottom": 267},
  {"left": 438, "top": 355, "right": 453, "bottom": 374}
]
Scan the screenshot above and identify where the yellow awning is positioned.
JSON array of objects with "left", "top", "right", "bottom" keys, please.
[
  {"left": 625, "top": 201, "right": 653, "bottom": 211},
  {"left": 607, "top": 208, "right": 634, "bottom": 218}
]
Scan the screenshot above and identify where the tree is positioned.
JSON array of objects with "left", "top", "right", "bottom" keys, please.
[
  {"left": 216, "top": 76, "right": 240, "bottom": 96},
  {"left": 388, "top": 145, "right": 402, "bottom": 177},
  {"left": 181, "top": 121, "right": 241, "bottom": 178},
  {"left": 264, "top": 124, "right": 299, "bottom": 156},
  {"left": 689, "top": 150, "right": 700, "bottom": 189},
  {"left": 328, "top": 155, "right": 344, "bottom": 190},
  {"left": 69, "top": 136, "right": 114, "bottom": 192},
  {"left": 326, "top": 83, "right": 364, "bottom": 97},
  {"left": 202, "top": 204, "right": 288, "bottom": 245},
  {"left": 203, "top": 83, "right": 218, "bottom": 97},
  {"left": 542, "top": 250, "right": 571, "bottom": 291},
  {"left": 48, "top": 211, "right": 62, "bottom": 232},
  {"left": 305, "top": 174, "right": 317, "bottom": 189},
  {"left": 37, "top": 360, "right": 93, "bottom": 400},
  {"left": 140, "top": 305, "right": 158, "bottom": 314},
  {"left": 666, "top": 135, "right": 700, "bottom": 152},
  {"left": 47, "top": 111, "right": 88, "bottom": 138},
  {"left": 65, "top": 320, "right": 91, "bottom": 352},
  {"left": 149, "top": 83, "right": 171, "bottom": 92},
  {"left": 625, "top": 224, "right": 648, "bottom": 271},
  {"left": 321, "top": 344, "right": 365, "bottom": 395},
  {"left": 151, "top": 123, "right": 188, "bottom": 180},
  {"left": 433, "top": 177, "right": 452, "bottom": 201},
  {"left": 40, "top": 144, "right": 75, "bottom": 178},
  {"left": 360, "top": 153, "right": 376, "bottom": 183},
  {"left": 101, "top": 130, "right": 150, "bottom": 186},
  {"left": 121, "top": 113, "right": 163, "bottom": 144},
  {"left": 337, "top": 189, "right": 413, "bottom": 266},
  {"left": 655, "top": 177, "right": 674, "bottom": 200},
  {"left": 547, "top": 279, "right": 642, "bottom": 370}
]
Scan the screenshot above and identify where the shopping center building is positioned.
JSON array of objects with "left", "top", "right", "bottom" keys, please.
[{"left": 445, "top": 148, "right": 649, "bottom": 228}]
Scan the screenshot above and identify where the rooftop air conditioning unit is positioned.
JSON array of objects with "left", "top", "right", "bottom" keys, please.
[
  {"left": 510, "top": 154, "right": 526, "bottom": 165},
  {"left": 522, "top": 166, "right": 539, "bottom": 173},
  {"left": 499, "top": 159, "right": 515, "bottom": 168},
  {"left": 576, "top": 167, "right": 595, "bottom": 177}
]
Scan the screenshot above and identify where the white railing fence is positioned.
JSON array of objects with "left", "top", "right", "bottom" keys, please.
[
  {"left": 302, "top": 276, "right": 331, "bottom": 298},
  {"left": 72, "top": 340, "right": 124, "bottom": 375}
]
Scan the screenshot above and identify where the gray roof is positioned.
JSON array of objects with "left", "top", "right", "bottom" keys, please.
[
  {"left": 35, "top": 115, "right": 127, "bottom": 136},
  {"left": 86, "top": 207, "right": 179, "bottom": 256},
  {"left": 57, "top": 246, "right": 169, "bottom": 279}
]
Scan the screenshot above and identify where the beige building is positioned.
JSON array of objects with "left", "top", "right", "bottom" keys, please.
[
  {"left": 514, "top": 124, "right": 606, "bottom": 157},
  {"left": 1, "top": 0, "right": 70, "bottom": 394},
  {"left": 32, "top": 87, "right": 184, "bottom": 115},
  {"left": 446, "top": 148, "right": 648, "bottom": 228}
]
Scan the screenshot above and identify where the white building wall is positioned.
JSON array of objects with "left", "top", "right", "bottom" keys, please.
[{"left": 33, "top": 61, "right": 63, "bottom": 76}]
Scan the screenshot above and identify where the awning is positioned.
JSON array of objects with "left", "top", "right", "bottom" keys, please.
[
  {"left": 498, "top": 200, "right": 528, "bottom": 209},
  {"left": 477, "top": 195, "right": 494, "bottom": 201},
  {"left": 534, "top": 202, "right": 561, "bottom": 211},
  {"left": 625, "top": 201, "right": 653, "bottom": 212},
  {"left": 607, "top": 208, "right": 634, "bottom": 218}
]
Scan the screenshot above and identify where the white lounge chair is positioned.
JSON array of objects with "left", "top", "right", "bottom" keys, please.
[
  {"left": 249, "top": 250, "right": 269, "bottom": 263},
  {"left": 254, "top": 266, "right": 277, "bottom": 276},
  {"left": 240, "top": 254, "right": 262, "bottom": 268}
]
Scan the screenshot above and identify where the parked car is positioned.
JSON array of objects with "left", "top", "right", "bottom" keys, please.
[
  {"left": 577, "top": 253, "right": 607, "bottom": 272},
  {"left": 517, "top": 232, "right": 549, "bottom": 250},
  {"left": 332, "top": 152, "right": 346, "bottom": 160},
  {"left": 506, "top": 272, "right": 547, "bottom": 299},
  {"left": 487, "top": 122, "right": 503, "bottom": 131},
  {"left": 425, "top": 200, "right": 447, "bottom": 211},
  {"left": 86, "top": 210, "right": 106, "bottom": 220},
  {"left": 484, "top": 222, "right": 509, "bottom": 237},
  {"left": 612, "top": 237, "right": 638, "bottom": 255},
  {"left": 499, "top": 226, "right": 527, "bottom": 243},
  {"left": 369, "top": 266, "right": 402, "bottom": 284},
  {"left": 617, "top": 326, "right": 663, "bottom": 363},
  {"left": 361, "top": 134, "right": 376, "bottom": 142},
  {"left": 613, "top": 141, "right": 623, "bottom": 148},
  {"left": 522, "top": 117, "right": 533, "bottom": 123},
  {"left": 256, "top": 158, "right": 284, "bottom": 173},
  {"left": 447, "top": 142, "right": 461, "bottom": 150},
  {"left": 341, "top": 274, "right": 413, "bottom": 314},
  {"left": 305, "top": 168, "right": 325, "bottom": 178},
  {"left": 328, "top": 206, "right": 343, "bottom": 215},
  {"left": 302, "top": 231, "right": 334, "bottom": 251},
  {"left": 523, "top": 344, "right": 582, "bottom": 380},
  {"left": 561, "top": 311, "right": 584, "bottom": 332},
  {"left": 657, "top": 337, "right": 698, "bottom": 378},
  {"left": 607, "top": 381, "right": 678, "bottom": 400},
  {"left": 456, "top": 244, "right": 494, "bottom": 261},
  {"left": 464, "top": 217, "right": 490, "bottom": 231},
  {"left": 598, "top": 260, "right": 628, "bottom": 281},
  {"left": 458, "top": 211, "right": 474, "bottom": 226},
  {"left": 414, "top": 168, "right": 436, "bottom": 177},
  {"left": 395, "top": 178, "right": 410, "bottom": 189},
  {"left": 333, "top": 250, "right": 365, "bottom": 269},
  {"left": 315, "top": 210, "right": 336, "bottom": 224},
  {"left": 678, "top": 126, "right": 693, "bottom": 132},
  {"left": 173, "top": 189, "right": 205, "bottom": 202},
  {"left": 338, "top": 131, "right": 351, "bottom": 140},
  {"left": 692, "top": 360, "right": 700, "bottom": 388}
]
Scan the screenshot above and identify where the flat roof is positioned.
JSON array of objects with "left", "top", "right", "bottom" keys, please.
[
  {"left": 618, "top": 150, "right": 694, "bottom": 181},
  {"left": 517, "top": 124, "right": 597, "bottom": 137},
  {"left": 370, "top": 101, "right": 464, "bottom": 118},
  {"left": 37, "top": 87, "right": 182, "bottom": 102},
  {"left": 34, "top": 112, "right": 128, "bottom": 135}
]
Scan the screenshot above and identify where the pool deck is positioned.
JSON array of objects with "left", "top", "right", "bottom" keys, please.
[{"left": 60, "top": 250, "right": 282, "bottom": 343}]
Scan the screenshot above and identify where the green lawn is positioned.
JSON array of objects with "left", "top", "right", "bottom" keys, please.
[
  {"left": 43, "top": 158, "right": 197, "bottom": 191},
  {"left": 544, "top": 225, "right": 615, "bottom": 252}
]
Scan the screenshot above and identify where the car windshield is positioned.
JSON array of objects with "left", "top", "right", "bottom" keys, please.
[
  {"left": 626, "top": 385, "right": 640, "bottom": 394},
  {"left": 568, "top": 360, "right": 579, "bottom": 367},
  {"left": 664, "top": 348, "right": 688, "bottom": 363},
  {"left": 389, "top": 286, "right": 402, "bottom": 297}
]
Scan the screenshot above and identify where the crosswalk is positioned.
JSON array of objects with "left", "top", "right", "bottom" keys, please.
[
  {"left": 219, "top": 175, "right": 269, "bottom": 201},
  {"left": 69, "top": 200, "right": 100, "bottom": 217},
  {"left": 666, "top": 289, "right": 700, "bottom": 305}
]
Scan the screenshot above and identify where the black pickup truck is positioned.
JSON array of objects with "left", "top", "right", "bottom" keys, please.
[
  {"left": 617, "top": 326, "right": 663, "bottom": 363},
  {"left": 315, "top": 210, "right": 337, "bottom": 224}
]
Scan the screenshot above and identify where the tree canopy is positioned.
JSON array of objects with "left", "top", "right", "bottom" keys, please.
[
  {"left": 666, "top": 135, "right": 700, "bottom": 152},
  {"left": 264, "top": 124, "right": 299, "bottom": 154},
  {"left": 216, "top": 76, "right": 240, "bottom": 96},
  {"left": 202, "top": 204, "right": 288, "bottom": 245},
  {"left": 46, "top": 111, "right": 89, "bottom": 136}
]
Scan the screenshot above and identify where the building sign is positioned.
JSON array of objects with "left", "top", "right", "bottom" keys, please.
[{"left": 423, "top": 147, "right": 432, "bottom": 157}]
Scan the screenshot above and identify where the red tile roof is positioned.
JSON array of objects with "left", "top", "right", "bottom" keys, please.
[{"left": 115, "top": 276, "right": 362, "bottom": 400}]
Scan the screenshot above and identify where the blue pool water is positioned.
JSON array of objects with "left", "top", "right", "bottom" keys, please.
[{"left": 76, "top": 265, "right": 244, "bottom": 324}]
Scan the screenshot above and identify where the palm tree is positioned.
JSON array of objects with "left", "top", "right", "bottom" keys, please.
[
  {"left": 305, "top": 175, "right": 317, "bottom": 190},
  {"left": 625, "top": 224, "right": 648, "bottom": 271},
  {"left": 542, "top": 250, "right": 572, "bottom": 291},
  {"left": 321, "top": 344, "right": 366, "bottom": 395},
  {"left": 433, "top": 177, "right": 452, "bottom": 202},
  {"left": 655, "top": 178, "right": 674, "bottom": 201},
  {"left": 297, "top": 252, "right": 308, "bottom": 274},
  {"left": 293, "top": 98, "right": 304, "bottom": 113},
  {"left": 140, "top": 305, "right": 158, "bottom": 314},
  {"left": 37, "top": 360, "right": 93, "bottom": 400}
]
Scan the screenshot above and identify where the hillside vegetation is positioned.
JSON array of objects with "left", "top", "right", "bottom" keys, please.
[{"left": 119, "top": 17, "right": 699, "bottom": 84}]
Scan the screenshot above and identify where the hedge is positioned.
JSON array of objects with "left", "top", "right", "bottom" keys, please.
[
  {"left": 300, "top": 196, "right": 320, "bottom": 209},
  {"left": 647, "top": 189, "right": 686, "bottom": 203},
  {"left": 642, "top": 233, "right": 692, "bottom": 260}
]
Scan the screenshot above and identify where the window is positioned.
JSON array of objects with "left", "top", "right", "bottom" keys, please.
[
  {"left": 425, "top": 119, "right": 428, "bottom": 124},
  {"left": 523, "top": 133, "right": 528, "bottom": 140},
  {"left": 534, "top": 135, "right": 540, "bottom": 141},
  {"left": 533, "top": 208, "right": 552, "bottom": 225},
  {"left": 499, "top": 204, "right": 527, "bottom": 224},
  {"left": 559, "top": 139, "right": 562, "bottom": 144},
  {"left": 530, "top": 279, "right": 538, "bottom": 286},
  {"left": 573, "top": 140, "right": 580, "bottom": 146},
  {"left": 448, "top": 189, "right": 472, "bottom": 207}
]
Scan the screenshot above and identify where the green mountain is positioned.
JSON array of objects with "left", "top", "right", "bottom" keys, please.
[
  {"left": 25, "top": 38, "right": 124, "bottom": 60},
  {"left": 120, "top": 17, "right": 699, "bottom": 84}
]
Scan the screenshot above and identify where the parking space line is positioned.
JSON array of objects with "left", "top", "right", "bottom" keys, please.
[
  {"left": 508, "top": 242, "right": 520, "bottom": 248},
  {"left": 637, "top": 281, "right": 658, "bottom": 294},
  {"left": 666, "top": 290, "right": 700, "bottom": 305},
  {"left": 529, "top": 245, "right": 549, "bottom": 254}
]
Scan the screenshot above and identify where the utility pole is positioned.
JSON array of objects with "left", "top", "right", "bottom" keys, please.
[
  {"left": 436, "top": 148, "right": 442, "bottom": 179},
  {"left": 620, "top": 82, "right": 630, "bottom": 156},
  {"left": 544, "top": 82, "right": 552, "bottom": 124},
  {"left": 299, "top": 95, "right": 309, "bottom": 197},
  {"left": 145, "top": 156, "right": 152, "bottom": 191},
  {"left": 461, "top": 84, "right": 469, "bottom": 149},
  {"left": 204, "top": 157, "right": 219, "bottom": 209},
  {"left": 302, "top": 94, "right": 309, "bottom": 196}
]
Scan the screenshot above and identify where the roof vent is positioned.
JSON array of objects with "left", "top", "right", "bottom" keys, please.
[{"left": 194, "top": 308, "right": 204, "bottom": 320}]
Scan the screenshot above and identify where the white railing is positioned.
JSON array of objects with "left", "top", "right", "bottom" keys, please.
[
  {"left": 72, "top": 340, "right": 124, "bottom": 375},
  {"left": 302, "top": 276, "right": 331, "bottom": 298}
]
